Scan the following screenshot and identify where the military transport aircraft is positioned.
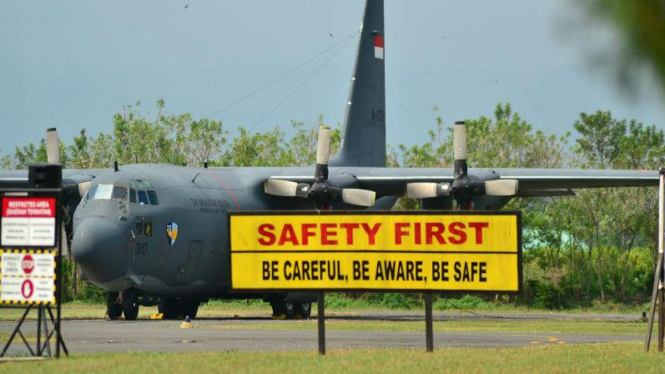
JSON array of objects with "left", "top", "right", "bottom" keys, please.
[{"left": 0, "top": 0, "right": 658, "bottom": 320}]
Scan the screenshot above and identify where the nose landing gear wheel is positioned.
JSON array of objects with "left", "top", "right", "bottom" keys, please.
[{"left": 107, "top": 292, "right": 123, "bottom": 320}]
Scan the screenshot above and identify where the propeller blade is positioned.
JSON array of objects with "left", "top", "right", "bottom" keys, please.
[
  {"left": 316, "top": 126, "right": 331, "bottom": 166},
  {"left": 46, "top": 128, "right": 61, "bottom": 164},
  {"left": 406, "top": 182, "right": 451, "bottom": 199},
  {"left": 485, "top": 179, "right": 519, "bottom": 196},
  {"left": 315, "top": 126, "right": 331, "bottom": 182},
  {"left": 453, "top": 121, "right": 467, "bottom": 161},
  {"left": 78, "top": 181, "right": 92, "bottom": 197},
  {"left": 61, "top": 225, "right": 69, "bottom": 256},
  {"left": 453, "top": 121, "right": 468, "bottom": 178},
  {"left": 341, "top": 188, "right": 376, "bottom": 207},
  {"left": 264, "top": 179, "right": 299, "bottom": 197}
]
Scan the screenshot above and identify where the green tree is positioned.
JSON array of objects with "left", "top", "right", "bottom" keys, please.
[
  {"left": 13, "top": 140, "right": 48, "bottom": 169},
  {"left": 583, "top": 0, "right": 665, "bottom": 93}
]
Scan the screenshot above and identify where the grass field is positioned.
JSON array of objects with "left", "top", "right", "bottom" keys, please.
[
  {"left": 0, "top": 300, "right": 659, "bottom": 373},
  {"left": 1, "top": 342, "right": 664, "bottom": 374}
]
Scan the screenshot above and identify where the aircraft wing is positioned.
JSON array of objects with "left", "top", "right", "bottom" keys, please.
[
  {"left": 0, "top": 169, "right": 105, "bottom": 189},
  {"left": 352, "top": 167, "right": 659, "bottom": 197}
]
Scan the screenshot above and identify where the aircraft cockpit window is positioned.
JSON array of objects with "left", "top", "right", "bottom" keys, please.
[
  {"left": 138, "top": 190, "right": 149, "bottom": 205},
  {"left": 111, "top": 186, "right": 129, "bottom": 201},
  {"left": 130, "top": 180, "right": 153, "bottom": 190},
  {"left": 147, "top": 190, "right": 159, "bottom": 205},
  {"left": 129, "top": 180, "right": 159, "bottom": 206},
  {"left": 86, "top": 184, "right": 129, "bottom": 201}
]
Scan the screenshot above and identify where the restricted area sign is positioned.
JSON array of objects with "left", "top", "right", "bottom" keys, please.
[
  {"left": 0, "top": 250, "right": 56, "bottom": 305},
  {"left": 1, "top": 197, "right": 57, "bottom": 247},
  {"left": 229, "top": 211, "right": 522, "bottom": 293}
]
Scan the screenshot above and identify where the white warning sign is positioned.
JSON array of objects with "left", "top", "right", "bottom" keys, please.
[
  {"left": 1, "top": 197, "right": 56, "bottom": 247},
  {"left": 0, "top": 251, "right": 55, "bottom": 305}
]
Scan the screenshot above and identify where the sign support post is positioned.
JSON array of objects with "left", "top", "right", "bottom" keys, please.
[
  {"left": 645, "top": 168, "right": 665, "bottom": 352},
  {"left": 317, "top": 292, "right": 326, "bottom": 355},
  {"left": 425, "top": 293, "right": 433, "bottom": 352}
]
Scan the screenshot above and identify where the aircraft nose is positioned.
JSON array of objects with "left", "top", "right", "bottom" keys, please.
[{"left": 72, "top": 218, "right": 128, "bottom": 284}]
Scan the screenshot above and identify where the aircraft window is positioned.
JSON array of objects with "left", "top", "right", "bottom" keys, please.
[
  {"left": 112, "top": 186, "right": 129, "bottom": 201},
  {"left": 128, "top": 180, "right": 158, "bottom": 205},
  {"left": 130, "top": 180, "right": 153, "bottom": 190},
  {"left": 88, "top": 184, "right": 113, "bottom": 200},
  {"left": 138, "top": 190, "right": 149, "bottom": 205},
  {"left": 147, "top": 190, "right": 159, "bottom": 205},
  {"left": 83, "top": 187, "right": 93, "bottom": 201},
  {"left": 87, "top": 184, "right": 129, "bottom": 201}
]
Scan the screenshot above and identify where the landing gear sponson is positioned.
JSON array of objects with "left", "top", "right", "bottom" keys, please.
[
  {"left": 269, "top": 294, "right": 313, "bottom": 319},
  {"left": 106, "top": 290, "right": 201, "bottom": 321}
]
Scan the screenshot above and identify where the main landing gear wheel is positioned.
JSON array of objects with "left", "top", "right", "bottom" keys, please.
[
  {"left": 106, "top": 292, "right": 123, "bottom": 320},
  {"left": 295, "top": 302, "right": 312, "bottom": 318},
  {"left": 159, "top": 298, "right": 200, "bottom": 320},
  {"left": 159, "top": 298, "right": 179, "bottom": 319},
  {"left": 122, "top": 289, "right": 140, "bottom": 321},
  {"left": 271, "top": 298, "right": 296, "bottom": 319},
  {"left": 182, "top": 299, "right": 200, "bottom": 319}
]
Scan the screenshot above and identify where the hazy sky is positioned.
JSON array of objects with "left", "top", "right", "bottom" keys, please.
[{"left": 1, "top": 0, "right": 664, "bottom": 157}]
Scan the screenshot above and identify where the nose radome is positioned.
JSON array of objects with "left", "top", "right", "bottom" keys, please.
[{"left": 72, "top": 218, "right": 128, "bottom": 284}]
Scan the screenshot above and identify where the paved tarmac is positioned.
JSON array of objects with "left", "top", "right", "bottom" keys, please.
[{"left": 0, "top": 311, "right": 644, "bottom": 355}]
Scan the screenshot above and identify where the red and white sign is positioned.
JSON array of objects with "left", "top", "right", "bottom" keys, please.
[
  {"left": 21, "top": 279, "right": 34, "bottom": 299},
  {"left": 1, "top": 252, "right": 55, "bottom": 304},
  {"left": 22, "top": 254, "right": 34, "bottom": 274},
  {"left": 374, "top": 35, "right": 384, "bottom": 60},
  {"left": 1, "top": 197, "right": 56, "bottom": 246}
]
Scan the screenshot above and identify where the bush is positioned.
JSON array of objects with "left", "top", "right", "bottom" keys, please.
[
  {"left": 379, "top": 293, "right": 416, "bottom": 309},
  {"left": 533, "top": 282, "right": 565, "bottom": 309},
  {"left": 433, "top": 295, "right": 489, "bottom": 310}
]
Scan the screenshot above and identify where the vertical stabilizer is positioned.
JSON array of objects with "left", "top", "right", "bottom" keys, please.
[{"left": 330, "top": 0, "right": 386, "bottom": 167}]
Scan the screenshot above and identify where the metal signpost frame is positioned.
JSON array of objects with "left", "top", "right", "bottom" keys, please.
[
  {"left": 645, "top": 168, "right": 665, "bottom": 352},
  {"left": 0, "top": 164, "right": 68, "bottom": 359},
  {"left": 228, "top": 210, "right": 523, "bottom": 355}
]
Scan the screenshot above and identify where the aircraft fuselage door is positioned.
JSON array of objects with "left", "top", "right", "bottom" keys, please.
[{"left": 177, "top": 240, "right": 203, "bottom": 285}]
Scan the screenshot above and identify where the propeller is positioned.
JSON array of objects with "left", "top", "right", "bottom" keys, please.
[
  {"left": 46, "top": 128, "right": 98, "bottom": 255},
  {"left": 406, "top": 121, "right": 519, "bottom": 210},
  {"left": 46, "top": 128, "right": 92, "bottom": 197},
  {"left": 264, "top": 126, "right": 376, "bottom": 208},
  {"left": 45, "top": 128, "right": 71, "bottom": 254}
]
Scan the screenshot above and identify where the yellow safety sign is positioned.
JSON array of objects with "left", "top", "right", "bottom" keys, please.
[{"left": 229, "top": 212, "right": 521, "bottom": 292}]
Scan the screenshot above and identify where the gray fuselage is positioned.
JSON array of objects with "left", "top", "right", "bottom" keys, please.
[{"left": 71, "top": 164, "right": 343, "bottom": 299}]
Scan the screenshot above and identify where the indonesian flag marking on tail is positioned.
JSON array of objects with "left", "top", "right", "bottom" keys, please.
[{"left": 374, "top": 35, "right": 384, "bottom": 59}]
